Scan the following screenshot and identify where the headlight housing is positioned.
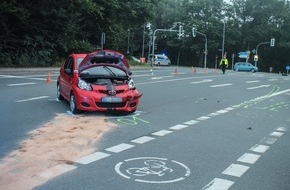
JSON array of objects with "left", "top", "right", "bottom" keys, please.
[
  {"left": 128, "top": 79, "right": 135, "bottom": 90},
  {"left": 78, "top": 78, "right": 92, "bottom": 91}
]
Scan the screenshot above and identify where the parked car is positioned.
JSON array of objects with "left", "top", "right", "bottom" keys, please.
[
  {"left": 234, "top": 62, "right": 258, "bottom": 72},
  {"left": 57, "top": 50, "right": 142, "bottom": 114},
  {"left": 149, "top": 54, "right": 171, "bottom": 66}
]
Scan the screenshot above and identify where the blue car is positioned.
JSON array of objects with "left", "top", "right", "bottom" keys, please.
[{"left": 234, "top": 62, "right": 258, "bottom": 72}]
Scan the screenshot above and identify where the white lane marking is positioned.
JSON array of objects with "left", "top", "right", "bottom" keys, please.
[
  {"left": 130, "top": 136, "right": 155, "bottom": 144},
  {"left": 190, "top": 79, "right": 213, "bottom": 84},
  {"left": 247, "top": 85, "right": 271, "bottom": 90},
  {"left": 15, "top": 96, "right": 50, "bottom": 102},
  {"left": 207, "top": 112, "right": 220, "bottom": 117},
  {"left": 260, "top": 137, "right": 278, "bottom": 145},
  {"left": 137, "top": 75, "right": 221, "bottom": 85},
  {"left": 183, "top": 120, "right": 200, "bottom": 125},
  {"left": 237, "top": 153, "right": 261, "bottom": 164},
  {"left": 210, "top": 83, "right": 232, "bottom": 88},
  {"left": 151, "top": 76, "right": 173, "bottom": 80},
  {"left": 105, "top": 143, "right": 134, "bottom": 153},
  {"left": 216, "top": 110, "right": 228, "bottom": 114},
  {"left": 196, "top": 116, "right": 211, "bottom": 121},
  {"left": 169, "top": 124, "right": 189, "bottom": 130},
  {"left": 276, "top": 127, "right": 286, "bottom": 132},
  {"left": 268, "top": 78, "right": 278, "bottom": 81},
  {"left": 202, "top": 178, "right": 235, "bottom": 190},
  {"left": 250, "top": 144, "right": 270, "bottom": 153},
  {"left": 151, "top": 130, "right": 173, "bottom": 136},
  {"left": 246, "top": 80, "right": 260, "bottom": 83},
  {"left": 37, "top": 164, "right": 77, "bottom": 180},
  {"left": 8, "top": 82, "right": 36, "bottom": 86},
  {"left": 268, "top": 89, "right": 290, "bottom": 97},
  {"left": 270, "top": 131, "right": 284, "bottom": 137},
  {"left": 222, "top": 164, "right": 250, "bottom": 177},
  {"left": 224, "top": 107, "right": 235, "bottom": 111},
  {"left": 75, "top": 152, "right": 111, "bottom": 164}
]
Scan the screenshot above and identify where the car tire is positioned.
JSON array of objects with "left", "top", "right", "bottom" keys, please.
[
  {"left": 70, "top": 93, "right": 79, "bottom": 114},
  {"left": 57, "top": 84, "right": 64, "bottom": 101},
  {"left": 251, "top": 69, "right": 255, "bottom": 73},
  {"left": 157, "top": 62, "right": 160, "bottom": 66}
]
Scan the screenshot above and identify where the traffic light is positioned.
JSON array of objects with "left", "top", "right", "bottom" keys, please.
[
  {"left": 192, "top": 27, "right": 196, "bottom": 37},
  {"left": 270, "top": 38, "right": 275, "bottom": 47}
]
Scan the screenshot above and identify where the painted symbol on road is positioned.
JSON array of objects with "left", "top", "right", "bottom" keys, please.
[{"left": 115, "top": 157, "right": 191, "bottom": 184}]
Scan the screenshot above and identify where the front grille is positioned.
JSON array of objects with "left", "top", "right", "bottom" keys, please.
[
  {"left": 96, "top": 102, "right": 126, "bottom": 108},
  {"left": 99, "top": 89, "right": 125, "bottom": 95}
]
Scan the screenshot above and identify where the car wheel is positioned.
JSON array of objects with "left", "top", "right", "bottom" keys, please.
[
  {"left": 70, "top": 93, "right": 79, "bottom": 114},
  {"left": 236, "top": 68, "right": 239, "bottom": 72},
  {"left": 57, "top": 84, "right": 64, "bottom": 101},
  {"left": 157, "top": 62, "right": 160, "bottom": 66},
  {"left": 251, "top": 69, "right": 255, "bottom": 73}
]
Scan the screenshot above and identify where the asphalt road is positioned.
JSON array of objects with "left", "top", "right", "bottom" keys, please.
[{"left": 0, "top": 67, "right": 290, "bottom": 190}]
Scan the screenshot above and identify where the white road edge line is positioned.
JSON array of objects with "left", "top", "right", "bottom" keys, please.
[
  {"left": 250, "top": 144, "right": 270, "bottom": 153},
  {"left": 151, "top": 130, "right": 173, "bottom": 136}
]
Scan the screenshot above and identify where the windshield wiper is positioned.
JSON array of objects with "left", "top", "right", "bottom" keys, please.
[{"left": 103, "top": 66, "right": 116, "bottom": 76}]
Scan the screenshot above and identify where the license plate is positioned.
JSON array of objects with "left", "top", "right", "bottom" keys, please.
[{"left": 101, "top": 97, "right": 122, "bottom": 103}]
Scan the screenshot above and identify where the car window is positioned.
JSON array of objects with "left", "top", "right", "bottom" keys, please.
[
  {"left": 64, "top": 57, "right": 73, "bottom": 74},
  {"left": 80, "top": 66, "right": 127, "bottom": 77}
]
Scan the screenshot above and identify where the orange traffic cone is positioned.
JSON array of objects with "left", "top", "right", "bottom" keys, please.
[
  {"left": 175, "top": 67, "right": 178, "bottom": 76},
  {"left": 46, "top": 71, "right": 52, "bottom": 84},
  {"left": 192, "top": 67, "right": 197, "bottom": 74}
]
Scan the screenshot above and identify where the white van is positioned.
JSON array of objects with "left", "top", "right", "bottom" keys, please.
[{"left": 149, "top": 54, "right": 171, "bottom": 66}]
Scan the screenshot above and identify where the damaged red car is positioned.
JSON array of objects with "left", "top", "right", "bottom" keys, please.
[{"left": 57, "top": 50, "right": 142, "bottom": 114}]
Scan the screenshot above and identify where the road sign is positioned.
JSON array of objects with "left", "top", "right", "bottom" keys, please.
[
  {"left": 254, "top": 55, "right": 258, "bottom": 62},
  {"left": 238, "top": 52, "right": 248, "bottom": 59},
  {"left": 286, "top": 65, "right": 290, "bottom": 71}
]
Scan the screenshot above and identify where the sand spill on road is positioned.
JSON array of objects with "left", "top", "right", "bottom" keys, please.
[{"left": 0, "top": 113, "right": 116, "bottom": 190}]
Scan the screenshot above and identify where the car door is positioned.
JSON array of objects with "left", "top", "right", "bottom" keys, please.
[{"left": 60, "top": 56, "right": 74, "bottom": 99}]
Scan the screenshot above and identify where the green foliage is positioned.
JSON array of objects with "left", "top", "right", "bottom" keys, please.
[{"left": 0, "top": 0, "right": 289, "bottom": 72}]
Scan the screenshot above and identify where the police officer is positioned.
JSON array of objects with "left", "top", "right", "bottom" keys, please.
[{"left": 219, "top": 56, "right": 228, "bottom": 74}]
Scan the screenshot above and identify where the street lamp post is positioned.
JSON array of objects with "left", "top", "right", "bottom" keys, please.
[{"left": 222, "top": 21, "right": 226, "bottom": 58}]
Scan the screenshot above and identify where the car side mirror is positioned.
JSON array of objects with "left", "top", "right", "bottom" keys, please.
[{"left": 65, "top": 69, "right": 72, "bottom": 75}]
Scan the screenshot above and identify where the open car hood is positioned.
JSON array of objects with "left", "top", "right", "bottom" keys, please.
[{"left": 78, "top": 50, "right": 130, "bottom": 73}]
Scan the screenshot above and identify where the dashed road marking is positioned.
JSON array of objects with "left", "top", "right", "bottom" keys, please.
[
  {"left": 105, "top": 143, "right": 135, "bottom": 153},
  {"left": 151, "top": 130, "right": 173, "bottom": 136},
  {"left": 260, "top": 137, "right": 278, "bottom": 145},
  {"left": 210, "top": 83, "right": 232, "bottom": 88},
  {"left": 270, "top": 131, "right": 284, "bottom": 137},
  {"left": 250, "top": 144, "right": 270, "bottom": 153},
  {"left": 75, "top": 152, "right": 111, "bottom": 165},
  {"left": 8, "top": 82, "right": 36, "bottom": 86},
  {"left": 222, "top": 164, "right": 250, "bottom": 177},
  {"left": 237, "top": 153, "right": 261, "bottom": 164},
  {"left": 202, "top": 178, "right": 235, "bottom": 190},
  {"left": 183, "top": 120, "right": 200, "bottom": 125},
  {"left": 130, "top": 136, "right": 155, "bottom": 144},
  {"left": 196, "top": 116, "right": 211, "bottom": 121},
  {"left": 15, "top": 96, "right": 50, "bottom": 103},
  {"left": 169, "top": 124, "right": 189, "bottom": 130}
]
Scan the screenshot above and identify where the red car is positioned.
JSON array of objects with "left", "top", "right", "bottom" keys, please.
[{"left": 57, "top": 50, "right": 142, "bottom": 114}]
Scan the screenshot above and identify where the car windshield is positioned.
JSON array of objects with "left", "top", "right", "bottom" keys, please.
[
  {"left": 80, "top": 65, "right": 127, "bottom": 78},
  {"left": 77, "top": 58, "right": 84, "bottom": 67}
]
